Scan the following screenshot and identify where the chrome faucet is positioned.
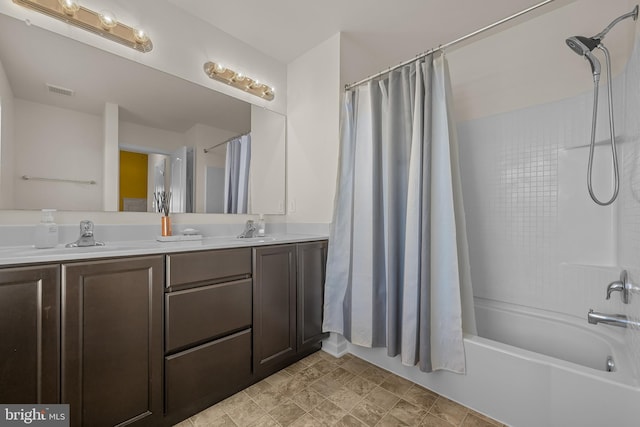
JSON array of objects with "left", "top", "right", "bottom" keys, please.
[
  {"left": 588, "top": 309, "right": 640, "bottom": 328},
  {"left": 237, "top": 220, "right": 256, "bottom": 238},
  {"left": 66, "top": 220, "right": 104, "bottom": 247}
]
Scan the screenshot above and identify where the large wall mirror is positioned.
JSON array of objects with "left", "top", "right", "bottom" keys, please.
[{"left": 0, "top": 12, "right": 285, "bottom": 214}]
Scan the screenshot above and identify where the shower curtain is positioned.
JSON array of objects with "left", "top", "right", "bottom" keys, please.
[
  {"left": 323, "top": 53, "right": 476, "bottom": 373},
  {"left": 223, "top": 134, "right": 251, "bottom": 214}
]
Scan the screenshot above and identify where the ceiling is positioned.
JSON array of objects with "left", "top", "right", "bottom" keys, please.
[{"left": 168, "top": 0, "right": 562, "bottom": 63}]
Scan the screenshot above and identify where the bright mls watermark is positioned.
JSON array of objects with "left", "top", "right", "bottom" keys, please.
[{"left": 0, "top": 405, "right": 69, "bottom": 426}]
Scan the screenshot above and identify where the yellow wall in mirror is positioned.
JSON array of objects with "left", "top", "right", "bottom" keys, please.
[{"left": 119, "top": 150, "right": 148, "bottom": 211}]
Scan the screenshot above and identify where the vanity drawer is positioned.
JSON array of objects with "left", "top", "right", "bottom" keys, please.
[
  {"left": 165, "top": 329, "right": 252, "bottom": 414},
  {"left": 166, "top": 248, "right": 251, "bottom": 288},
  {"left": 165, "top": 278, "right": 252, "bottom": 352}
]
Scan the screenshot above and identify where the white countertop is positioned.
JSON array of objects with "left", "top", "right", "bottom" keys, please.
[{"left": 0, "top": 233, "right": 328, "bottom": 266}]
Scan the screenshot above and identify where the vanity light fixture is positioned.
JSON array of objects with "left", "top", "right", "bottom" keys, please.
[
  {"left": 12, "top": 0, "right": 153, "bottom": 53},
  {"left": 204, "top": 61, "right": 274, "bottom": 101}
]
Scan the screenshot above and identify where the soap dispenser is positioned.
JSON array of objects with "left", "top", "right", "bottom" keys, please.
[
  {"left": 35, "top": 209, "right": 59, "bottom": 249},
  {"left": 257, "top": 214, "right": 266, "bottom": 237}
]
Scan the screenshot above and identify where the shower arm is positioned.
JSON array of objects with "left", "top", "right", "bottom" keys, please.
[{"left": 592, "top": 5, "right": 639, "bottom": 42}]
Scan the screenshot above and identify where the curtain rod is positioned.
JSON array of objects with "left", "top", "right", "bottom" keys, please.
[
  {"left": 203, "top": 132, "right": 250, "bottom": 153},
  {"left": 345, "top": 0, "right": 554, "bottom": 91}
]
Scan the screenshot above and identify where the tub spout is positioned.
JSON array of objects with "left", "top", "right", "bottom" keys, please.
[{"left": 587, "top": 309, "right": 640, "bottom": 328}]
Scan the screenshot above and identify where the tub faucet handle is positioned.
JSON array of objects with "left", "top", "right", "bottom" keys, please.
[
  {"left": 606, "top": 280, "right": 624, "bottom": 300},
  {"left": 605, "top": 270, "right": 640, "bottom": 304}
]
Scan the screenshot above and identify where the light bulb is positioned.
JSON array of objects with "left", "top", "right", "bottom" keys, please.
[
  {"left": 133, "top": 28, "right": 149, "bottom": 44},
  {"left": 98, "top": 10, "right": 118, "bottom": 30},
  {"left": 213, "top": 63, "right": 226, "bottom": 74},
  {"left": 234, "top": 72, "right": 246, "bottom": 82},
  {"left": 58, "top": 0, "right": 80, "bottom": 16}
]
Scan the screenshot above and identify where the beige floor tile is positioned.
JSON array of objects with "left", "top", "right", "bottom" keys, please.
[
  {"left": 268, "top": 400, "right": 306, "bottom": 427},
  {"left": 264, "top": 370, "right": 293, "bottom": 387},
  {"left": 333, "top": 353, "right": 355, "bottom": 366},
  {"left": 251, "top": 389, "right": 285, "bottom": 412},
  {"left": 317, "top": 350, "right": 339, "bottom": 362},
  {"left": 174, "top": 352, "right": 503, "bottom": 427},
  {"left": 420, "top": 414, "right": 457, "bottom": 427},
  {"left": 462, "top": 413, "right": 501, "bottom": 427},
  {"left": 344, "top": 376, "right": 377, "bottom": 397},
  {"left": 430, "top": 397, "right": 469, "bottom": 426},
  {"left": 388, "top": 399, "right": 428, "bottom": 425},
  {"left": 290, "top": 388, "right": 326, "bottom": 412},
  {"left": 379, "top": 374, "right": 414, "bottom": 397},
  {"left": 336, "top": 414, "right": 367, "bottom": 426},
  {"left": 362, "top": 386, "right": 400, "bottom": 411},
  {"left": 244, "top": 380, "right": 273, "bottom": 398},
  {"left": 341, "top": 358, "right": 372, "bottom": 375},
  {"left": 273, "top": 375, "right": 308, "bottom": 398},
  {"left": 325, "top": 367, "right": 356, "bottom": 385},
  {"left": 377, "top": 413, "right": 409, "bottom": 426},
  {"left": 190, "top": 405, "right": 227, "bottom": 426},
  {"left": 290, "top": 413, "right": 328, "bottom": 427},
  {"left": 349, "top": 400, "right": 387, "bottom": 427},
  {"left": 310, "top": 376, "right": 343, "bottom": 398},
  {"left": 313, "top": 359, "right": 338, "bottom": 375},
  {"left": 357, "top": 366, "right": 389, "bottom": 385},
  {"left": 285, "top": 360, "right": 310, "bottom": 375},
  {"left": 327, "top": 386, "right": 364, "bottom": 412},
  {"left": 173, "top": 419, "right": 194, "bottom": 427},
  {"left": 403, "top": 384, "right": 438, "bottom": 409},
  {"left": 308, "top": 399, "right": 347, "bottom": 425},
  {"left": 225, "top": 399, "right": 268, "bottom": 426},
  {"left": 294, "top": 365, "right": 326, "bottom": 383},
  {"left": 216, "top": 391, "right": 252, "bottom": 412},
  {"left": 302, "top": 351, "right": 326, "bottom": 366},
  {"left": 466, "top": 411, "right": 502, "bottom": 426},
  {"left": 247, "top": 414, "right": 280, "bottom": 427}
]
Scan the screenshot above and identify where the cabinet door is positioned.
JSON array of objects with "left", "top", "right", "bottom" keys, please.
[
  {"left": 253, "top": 245, "right": 296, "bottom": 377},
  {"left": 62, "top": 256, "right": 163, "bottom": 427},
  {"left": 0, "top": 265, "right": 59, "bottom": 404},
  {"left": 297, "top": 241, "right": 329, "bottom": 352}
]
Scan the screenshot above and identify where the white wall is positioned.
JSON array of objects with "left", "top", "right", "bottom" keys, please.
[
  {"left": 13, "top": 99, "right": 103, "bottom": 211},
  {"left": 286, "top": 33, "right": 341, "bottom": 224},
  {"left": 0, "top": 56, "right": 14, "bottom": 209},
  {"left": 119, "top": 121, "right": 187, "bottom": 155},
  {"left": 250, "top": 105, "right": 286, "bottom": 215}
]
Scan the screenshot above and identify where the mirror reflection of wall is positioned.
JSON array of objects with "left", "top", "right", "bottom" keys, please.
[{"left": 0, "top": 12, "right": 286, "bottom": 215}]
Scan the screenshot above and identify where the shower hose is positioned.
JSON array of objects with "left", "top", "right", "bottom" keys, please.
[{"left": 587, "top": 44, "right": 619, "bottom": 206}]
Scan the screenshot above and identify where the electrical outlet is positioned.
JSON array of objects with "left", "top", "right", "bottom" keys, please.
[{"left": 288, "top": 199, "right": 296, "bottom": 213}]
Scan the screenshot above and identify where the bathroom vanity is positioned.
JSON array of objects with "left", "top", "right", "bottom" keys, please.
[{"left": 0, "top": 236, "right": 328, "bottom": 427}]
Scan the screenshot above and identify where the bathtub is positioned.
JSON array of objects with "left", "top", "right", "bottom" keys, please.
[{"left": 346, "top": 297, "right": 640, "bottom": 427}]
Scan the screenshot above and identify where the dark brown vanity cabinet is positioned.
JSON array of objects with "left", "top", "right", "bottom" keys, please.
[
  {"left": 252, "top": 244, "right": 298, "bottom": 378},
  {"left": 297, "top": 241, "right": 329, "bottom": 352},
  {"left": 164, "top": 248, "right": 253, "bottom": 422},
  {"left": 253, "top": 241, "right": 328, "bottom": 378},
  {"left": 0, "top": 264, "right": 60, "bottom": 404},
  {"left": 61, "top": 256, "right": 164, "bottom": 427}
]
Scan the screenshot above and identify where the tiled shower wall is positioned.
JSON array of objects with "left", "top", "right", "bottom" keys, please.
[{"left": 458, "top": 37, "right": 640, "bottom": 377}]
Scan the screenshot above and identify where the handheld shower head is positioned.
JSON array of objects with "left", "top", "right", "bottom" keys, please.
[{"left": 566, "top": 36, "right": 602, "bottom": 81}]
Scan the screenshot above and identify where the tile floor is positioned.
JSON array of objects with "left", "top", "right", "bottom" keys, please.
[{"left": 174, "top": 351, "right": 505, "bottom": 427}]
